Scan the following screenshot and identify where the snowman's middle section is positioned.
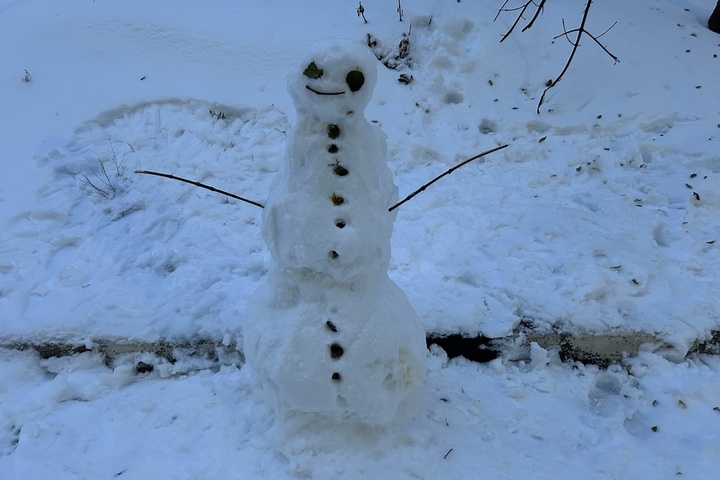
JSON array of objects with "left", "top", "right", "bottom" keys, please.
[{"left": 263, "top": 114, "right": 398, "bottom": 281}]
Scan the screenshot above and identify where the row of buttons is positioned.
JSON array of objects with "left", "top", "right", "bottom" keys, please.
[{"left": 327, "top": 124, "right": 346, "bottom": 382}]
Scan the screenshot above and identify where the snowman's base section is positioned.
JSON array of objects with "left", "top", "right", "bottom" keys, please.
[{"left": 3, "top": 329, "right": 719, "bottom": 371}]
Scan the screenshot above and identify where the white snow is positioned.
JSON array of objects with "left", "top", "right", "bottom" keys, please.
[{"left": 1, "top": 0, "right": 719, "bottom": 478}]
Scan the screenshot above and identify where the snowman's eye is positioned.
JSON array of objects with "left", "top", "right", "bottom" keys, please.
[
  {"left": 303, "top": 62, "right": 323, "bottom": 79},
  {"left": 346, "top": 70, "right": 364, "bottom": 92}
]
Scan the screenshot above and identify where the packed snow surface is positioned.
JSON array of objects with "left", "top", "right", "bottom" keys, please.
[{"left": 1, "top": 0, "right": 719, "bottom": 478}]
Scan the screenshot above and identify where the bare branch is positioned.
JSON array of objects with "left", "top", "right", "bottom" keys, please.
[
  {"left": 536, "top": 0, "right": 619, "bottom": 113},
  {"left": 135, "top": 170, "right": 264, "bottom": 209},
  {"left": 496, "top": 0, "right": 619, "bottom": 114},
  {"left": 81, "top": 173, "right": 111, "bottom": 198},
  {"left": 585, "top": 32, "right": 620, "bottom": 63},
  {"left": 499, "top": 1, "right": 537, "bottom": 43},
  {"left": 555, "top": 27, "right": 580, "bottom": 41},
  {"left": 493, "top": 0, "right": 511, "bottom": 22},
  {"left": 389, "top": 144, "right": 509, "bottom": 212},
  {"left": 537, "top": 0, "right": 592, "bottom": 114},
  {"left": 595, "top": 21, "right": 618, "bottom": 39},
  {"left": 80, "top": 151, "right": 126, "bottom": 199},
  {"left": 522, "top": 0, "right": 547, "bottom": 32}
]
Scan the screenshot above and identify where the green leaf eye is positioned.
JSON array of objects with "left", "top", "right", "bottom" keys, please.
[{"left": 303, "top": 62, "right": 323, "bottom": 79}]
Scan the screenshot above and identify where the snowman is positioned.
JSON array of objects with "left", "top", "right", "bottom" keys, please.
[{"left": 243, "top": 39, "right": 427, "bottom": 425}]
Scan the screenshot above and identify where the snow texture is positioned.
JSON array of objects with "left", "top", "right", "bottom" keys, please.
[
  {"left": 1, "top": 2, "right": 718, "bottom": 354},
  {"left": 0, "top": 0, "right": 719, "bottom": 477},
  {"left": 244, "top": 40, "right": 426, "bottom": 425}
]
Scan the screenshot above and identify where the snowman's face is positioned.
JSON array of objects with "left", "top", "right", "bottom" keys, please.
[
  {"left": 288, "top": 40, "right": 378, "bottom": 117},
  {"left": 302, "top": 62, "right": 365, "bottom": 96}
]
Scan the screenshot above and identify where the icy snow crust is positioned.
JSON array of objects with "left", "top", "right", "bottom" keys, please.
[
  {"left": 245, "top": 40, "right": 426, "bottom": 424},
  {"left": 0, "top": 0, "right": 719, "bottom": 477}
]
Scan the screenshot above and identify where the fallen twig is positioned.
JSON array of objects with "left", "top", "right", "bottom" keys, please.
[{"left": 388, "top": 144, "right": 509, "bottom": 212}]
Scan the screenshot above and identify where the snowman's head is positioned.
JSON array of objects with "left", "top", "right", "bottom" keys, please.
[{"left": 288, "top": 39, "right": 378, "bottom": 118}]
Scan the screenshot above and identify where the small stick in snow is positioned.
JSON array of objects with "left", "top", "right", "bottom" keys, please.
[
  {"left": 134, "top": 170, "right": 264, "bottom": 209},
  {"left": 444, "top": 448, "right": 454, "bottom": 459},
  {"left": 388, "top": 144, "right": 509, "bottom": 212}
]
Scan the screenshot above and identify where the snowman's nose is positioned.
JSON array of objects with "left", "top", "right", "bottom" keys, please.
[{"left": 305, "top": 85, "right": 345, "bottom": 96}]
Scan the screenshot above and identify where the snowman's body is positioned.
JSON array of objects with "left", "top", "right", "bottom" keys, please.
[{"left": 244, "top": 40, "right": 426, "bottom": 425}]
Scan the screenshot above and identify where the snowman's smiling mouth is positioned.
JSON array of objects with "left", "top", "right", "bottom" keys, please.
[{"left": 306, "top": 85, "right": 345, "bottom": 96}]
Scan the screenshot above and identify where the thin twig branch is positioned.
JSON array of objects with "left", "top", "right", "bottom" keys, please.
[
  {"left": 522, "top": 0, "right": 547, "bottom": 32},
  {"left": 595, "top": 21, "right": 618, "bottom": 39},
  {"left": 137, "top": 145, "right": 509, "bottom": 214},
  {"left": 536, "top": 1, "right": 591, "bottom": 113},
  {"left": 80, "top": 150, "right": 126, "bottom": 198},
  {"left": 558, "top": 19, "right": 576, "bottom": 45},
  {"left": 556, "top": 25, "right": 619, "bottom": 59},
  {"left": 499, "top": 1, "right": 537, "bottom": 43},
  {"left": 135, "top": 170, "right": 264, "bottom": 209},
  {"left": 493, "top": 0, "right": 511, "bottom": 22},
  {"left": 496, "top": 0, "right": 619, "bottom": 114},
  {"left": 583, "top": 31, "right": 620, "bottom": 63},
  {"left": 537, "top": 0, "right": 618, "bottom": 114},
  {"left": 388, "top": 144, "right": 509, "bottom": 212}
]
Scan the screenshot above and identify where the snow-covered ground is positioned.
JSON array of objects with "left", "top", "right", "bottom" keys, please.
[{"left": 1, "top": 0, "right": 719, "bottom": 478}]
